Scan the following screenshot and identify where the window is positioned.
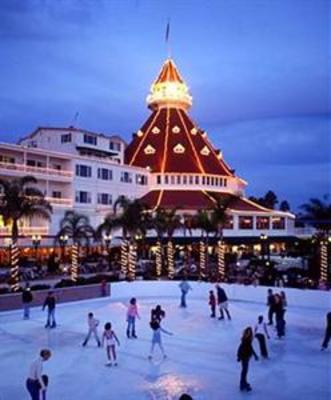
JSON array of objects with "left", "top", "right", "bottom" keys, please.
[
  {"left": 215, "top": 178, "right": 219, "bottom": 186},
  {"left": 165, "top": 175, "right": 169, "bottom": 184},
  {"left": 211, "top": 177, "right": 215, "bottom": 186},
  {"left": 157, "top": 175, "right": 161, "bottom": 184},
  {"left": 206, "top": 177, "right": 210, "bottom": 185},
  {"left": 239, "top": 216, "right": 253, "bottom": 229},
  {"left": 183, "top": 176, "right": 187, "bottom": 185},
  {"left": 120, "top": 171, "right": 132, "bottom": 183},
  {"left": 225, "top": 216, "right": 234, "bottom": 229},
  {"left": 256, "top": 217, "right": 270, "bottom": 230},
  {"left": 75, "top": 191, "right": 92, "bottom": 203},
  {"left": 52, "top": 191, "right": 62, "bottom": 198},
  {"left": 136, "top": 174, "right": 148, "bottom": 185},
  {"left": 195, "top": 176, "right": 199, "bottom": 184},
  {"left": 171, "top": 175, "right": 175, "bottom": 184},
  {"left": 272, "top": 217, "right": 285, "bottom": 230},
  {"left": 202, "top": 176, "right": 206, "bottom": 185},
  {"left": 189, "top": 176, "right": 193, "bottom": 185},
  {"left": 61, "top": 133, "right": 71, "bottom": 143},
  {"left": 219, "top": 178, "right": 223, "bottom": 187},
  {"left": 109, "top": 142, "right": 121, "bottom": 151},
  {"left": 84, "top": 134, "right": 97, "bottom": 145},
  {"left": 177, "top": 175, "right": 181, "bottom": 184},
  {"left": 76, "top": 164, "right": 92, "bottom": 178},
  {"left": 53, "top": 164, "right": 62, "bottom": 170},
  {"left": 27, "top": 160, "right": 43, "bottom": 167},
  {"left": 224, "top": 178, "right": 227, "bottom": 187},
  {"left": 97, "top": 168, "right": 113, "bottom": 180},
  {"left": 97, "top": 193, "right": 112, "bottom": 205},
  {"left": 0, "top": 155, "right": 15, "bottom": 164}
]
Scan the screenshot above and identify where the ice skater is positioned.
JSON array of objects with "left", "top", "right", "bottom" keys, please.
[
  {"left": 321, "top": 311, "right": 331, "bottom": 351},
  {"left": 209, "top": 290, "right": 216, "bottom": 318},
  {"left": 237, "top": 327, "right": 258, "bottom": 392},
  {"left": 151, "top": 305, "right": 166, "bottom": 323},
  {"left": 274, "top": 294, "right": 286, "bottom": 339},
  {"left": 42, "top": 291, "right": 57, "bottom": 328},
  {"left": 22, "top": 282, "right": 33, "bottom": 320},
  {"left": 102, "top": 322, "right": 120, "bottom": 366},
  {"left": 267, "top": 289, "right": 276, "bottom": 325},
  {"left": 148, "top": 319, "right": 173, "bottom": 360},
  {"left": 216, "top": 284, "right": 231, "bottom": 320},
  {"left": 82, "top": 312, "right": 101, "bottom": 347},
  {"left": 179, "top": 278, "right": 192, "bottom": 308},
  {"left": 254, "top": 315, "right": 270, "bottom": 358},
  {"left": 26, "top": 348, "right": 51, "bottom": 400},
  {"left": 126, "top": 297, "right": 140, "bottom": 338}
]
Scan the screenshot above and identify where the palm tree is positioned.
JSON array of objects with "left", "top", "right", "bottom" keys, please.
[
  {"left": 0, "top": 176, "right": 52, "bottom": 291},
  {"left": 210, "top": 196, "right": 232, "bottom": 281},
  {"left": 194, "top": 210, "right": 216, "bottom": 280},
  {"left": 300, "top": 196, "right": 331, "bottom": 281},
  {"left": 113, "top": 196, "right": 148, "bottom": 280},
  {"left": 56, "top": 211, "right": 95, "bottom": 282},
  {"left": 159, "top": 209, "right": 181, "bottom": 279},
  {"left": 150, "top": 208, "right": 168, "bottom": 278}
]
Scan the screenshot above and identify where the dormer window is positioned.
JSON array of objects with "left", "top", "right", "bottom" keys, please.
[
  {"left": 173, "top": 143, "right": 185, "bottom": 154},
  {"left": 144, "top": 145, "right": 156, "bottom": 155}
]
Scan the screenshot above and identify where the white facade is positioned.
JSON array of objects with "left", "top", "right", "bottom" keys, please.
[{"left": 0, "top": 127, "right": 149, "bottom": 246}]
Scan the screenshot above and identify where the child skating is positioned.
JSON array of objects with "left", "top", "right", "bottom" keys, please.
[
  {"left": 102, "top": 322, "right": 120, "bottom": 366},
  {"left": 254, "top": 315, "right": 270, "bottom": 359},
  {"left": 148, "top": 319, "right": 173, "bottom": 360},
  {"left": 82, "top": 312, "right": 101, "bottom": 347},
  {"left": 209, "top": 290, "right": 216, "bottom": 318},
  {"left": 126, "top": 297, "right": 140, "bottom": 338}
]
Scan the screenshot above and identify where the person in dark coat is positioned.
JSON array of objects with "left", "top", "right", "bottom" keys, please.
[
  {"left": 237, "top": 327, "right": 259, "bottom": 391},
  {"left": 216, "top": 284, "right": 231, "bottom": 320},
  {"left": 151, "top": 305, "right": 166, "bottom": 323},
  {"left": 267, "top": 289, "right": 276, "bottom": 325},
  {"left": 22, "top": 282, "right": 33, "bottom": 320},
  {"left": 274, "top": 294, "right": 286, "bottom": 338},
  {"left": 42, "top": 291, "right": 57, "bottom": 329},
  {"left": 321, "top": 312, "right": 331, "bottom": 350}
]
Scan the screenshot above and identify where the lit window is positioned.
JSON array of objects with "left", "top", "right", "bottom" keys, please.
[
  {"left": 272, "top": 217, "right": 285, "bottom": 230},
  {"left": 239, "top": 216, "right": 253, "bottom": 229},
  {"left": 256, "top": 217, "right": 270, "bottom": 230},
  {"left": 136, "top": 174, "right": 148, "bottom": 185},
  {"left": 225, "top": 216, "right": 234, "bottom": 229}
]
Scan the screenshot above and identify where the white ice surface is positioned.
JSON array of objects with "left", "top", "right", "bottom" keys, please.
[{"left": 0, "top": 282, "right": 330, "bottom": 400}]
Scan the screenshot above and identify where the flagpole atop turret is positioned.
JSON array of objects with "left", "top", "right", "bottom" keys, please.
[{"left": 165, "top": 19, "right": 171, "bottom": 58}]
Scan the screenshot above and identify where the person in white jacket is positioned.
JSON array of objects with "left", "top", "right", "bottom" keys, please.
[
  {"left": 82, "top": 312, "right": 101, "bottom": 347},
  {"left": 254, "top": 315, "right": 270, "bottom": 358},
  {"left": 179, "top": 279, "right": 192, "bottom": 308},
  {"left": 26, "top": 349, "right": 51, "bottom": 400}
]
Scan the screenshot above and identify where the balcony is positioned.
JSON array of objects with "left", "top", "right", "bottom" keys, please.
[
  {"left": 0, "top": 226, "right": 49, "bottom": 237},
  {"left": 0, "top": 161, "right": 73, "bottom": 181},
  {"left": 46, "top": 197, "right": 73, "bottom": 208}
]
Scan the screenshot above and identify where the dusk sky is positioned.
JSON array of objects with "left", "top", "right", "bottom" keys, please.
[{"left": 0, "top": 0, "right": 329, "bottom": 210}]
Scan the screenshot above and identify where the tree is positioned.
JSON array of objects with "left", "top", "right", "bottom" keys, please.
[
  {"left": 279, "top": 200, "right": 290, "bottom": 212},
  {"left": 113, "top": 196, "right": 149, "bottom": 280},
  {"left": 210, "top": 196, "right": 232, "bottom": 280},
  {"left": 263, "top": 191, "right": 278, "bottom": 209},
  {"left": 300, "top": 195, "right": 331, "bottom": 281},
  {"left": 0, "top": 176, "right": 52, "bottom": 291},
  {"left": 56, "top": 211, "right": 95, "bottom": 282},
  {"left": 194, "top": 210, "right": 217, "bottom": 280}
]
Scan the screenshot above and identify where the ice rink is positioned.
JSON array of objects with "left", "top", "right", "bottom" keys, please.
[{"left": 0, "top": 282, "right": 330, "bottom": 400}]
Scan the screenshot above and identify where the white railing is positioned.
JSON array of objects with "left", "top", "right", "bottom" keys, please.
[
  {"left": 45, "top": 197, "right": 72, "bottom": 207},
  {"left": 0, "top": 226, "right": 48, "bottom": 236},
  {"left": 0, "top": 161, "right": 73, "bottom": 178}
]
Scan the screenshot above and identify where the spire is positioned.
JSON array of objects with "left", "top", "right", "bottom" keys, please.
[{"left": 146, "top": 59, "right": 192, "bottom": 111}]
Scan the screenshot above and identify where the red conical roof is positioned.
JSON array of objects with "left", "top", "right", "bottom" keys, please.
[
  {"left": 154, "top": 59, "right": 184, "bottom": 84},
  {"left": 125, "top": 107, "right": 234, "bottom": 175}
]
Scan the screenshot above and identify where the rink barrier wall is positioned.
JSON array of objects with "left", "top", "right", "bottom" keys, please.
[
  {"left": 109, "top": 281, "right": 331, "bottom": 311},
  {"left": 0, "top": 283, "right": 110, "bottom": 312}
]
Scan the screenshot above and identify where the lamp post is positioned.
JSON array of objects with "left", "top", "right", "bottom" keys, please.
[
  {"left": 32, "top": 235, "right": 42, "bottom": 258},
  {"left": 59, "top": 234, "right": 69, "bottom": 262},
  {"left": 260, "top": 233, "right": 268, "bottom": 261}
]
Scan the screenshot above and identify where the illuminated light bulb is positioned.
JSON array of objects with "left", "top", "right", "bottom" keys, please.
[
  {"left": 137, "top": 130, "right": 143, "bottom": 137},
  {"left": 190, "top": 127, "right": 198, "bottom": 135},
  {"left": 200, "top": 145, "right": 210, "bottom": 156},
  {"left": 172, "top": 125, "right": 181, "bottom": 133},
  {"left": 173, "top": 143, "right": 185, "bottom": 154},
  {"left": 152, "top": 126, "right": 160, "bottom": 134},
  {"left": 144, "top": 144, "right": 156, "bottom": 155}
]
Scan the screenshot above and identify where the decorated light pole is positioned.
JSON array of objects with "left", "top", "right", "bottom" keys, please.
[
  {"left": 217, "top": 240, "right": 225, "bottom": 280},
  {"left": 103, "top": 232, "right": 112, "bottom": 269},
  {"left": 320, "top": 236, "right": 331, "bottom": 282},
  {"left": 32, "top": 234, "right": 42, "bottom": 258},
  {"left": 260, "top": 233, "right": 268, "bottom": 261}
]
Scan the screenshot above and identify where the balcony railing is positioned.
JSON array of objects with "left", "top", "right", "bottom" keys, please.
[
  {"left": 0, "top": 226, "right": 49, "bottom": 236},
  {"left": 0, "top": 161, "right": 73, "bottom": 178},
  {"left": 46, "top": 197, "right": 73, "bottom": 207}
]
